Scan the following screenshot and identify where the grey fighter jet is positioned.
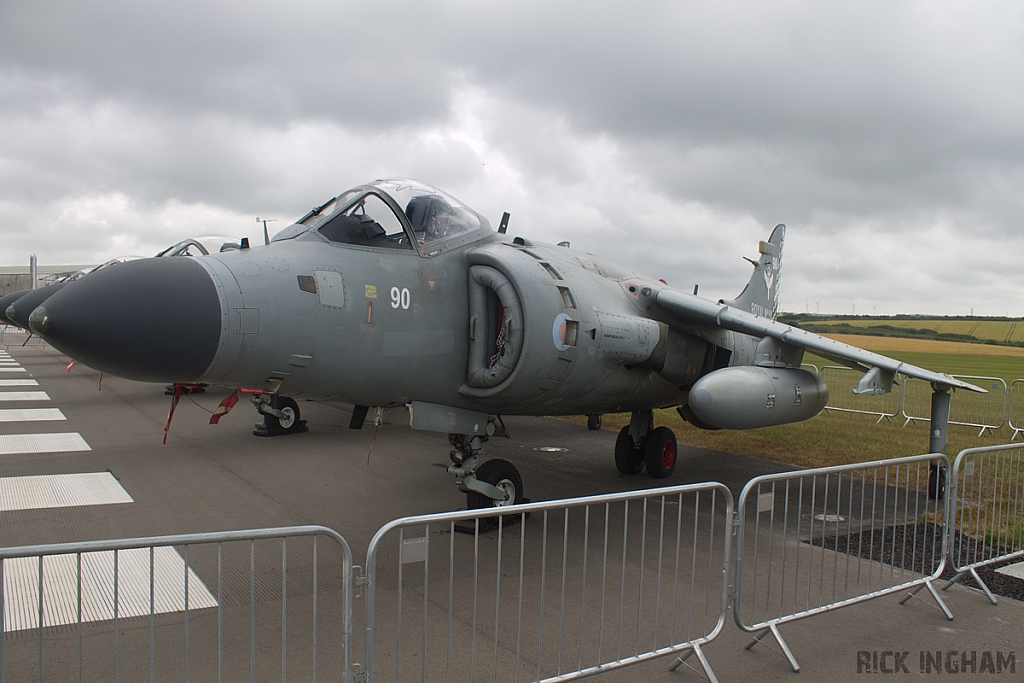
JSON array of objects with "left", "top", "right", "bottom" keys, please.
[
  {"left": 28, "top": 179, "right": 981, "bottom": 508},
  {"left": 3, "top": 257, "right": 145, "bottom": 331}
]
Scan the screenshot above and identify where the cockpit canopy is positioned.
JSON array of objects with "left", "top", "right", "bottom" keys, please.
[
  {"left": 273, "top": 179, "right": 492, "bottom": 254},
  {"left": 155, "top": 235, "right": 243, "bottom": 258}
]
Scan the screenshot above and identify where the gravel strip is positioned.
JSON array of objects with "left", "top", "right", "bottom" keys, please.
[{"left": 809, "top": 522, "right": 1024, "bottom": 602}]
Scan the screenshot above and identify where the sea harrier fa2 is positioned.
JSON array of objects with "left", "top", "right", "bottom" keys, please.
[{"left": 27, "top": 179, "right": 982, "bottom": 508}]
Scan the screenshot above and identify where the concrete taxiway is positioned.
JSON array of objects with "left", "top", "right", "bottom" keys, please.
[{"left": 0, "top": 342, "right": 1019, "bottom": 682}]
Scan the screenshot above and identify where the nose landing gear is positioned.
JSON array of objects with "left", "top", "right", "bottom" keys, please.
[
  {"left": 253, "top": 394, "right": 308, "bottom": 436},
  {"left": 447, "top": 419, "right": 524, "bottom": 511}
]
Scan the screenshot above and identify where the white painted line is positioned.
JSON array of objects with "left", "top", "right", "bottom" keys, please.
[
  {"left": 0, "top": 391, "right": 48, "bottom": 401},
  {"left": 0, "top": 433, "right": 90, "bottom": 455},
  {"left": 3, "top": 547, "right": 218, "bottom": 632},
  {"left": 0, "top": 368, "right": 27, "bottom": 373},
  {"left": 995, "top": 562, "right": 1024, "bottom": 580},
  {"left": 0, "top": 408, "right": 66, "bottom": 423},
  {"left": 0, "top": 379, "right": 38, "bottom": 387},
  {"left": 0, "top": 472, "right": 133, "bottom": 512}
]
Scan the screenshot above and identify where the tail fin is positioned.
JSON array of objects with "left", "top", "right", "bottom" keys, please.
[{"left": 720, "top": 224, "right": 785, "bottom": 320}]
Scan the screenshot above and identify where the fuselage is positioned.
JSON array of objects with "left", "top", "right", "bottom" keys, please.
[
  {"left": 191, "top": 231, "right": 698, "bottom": 415},
  {"left": 32, "top": 179, "right": 736, "bottom": 418}
]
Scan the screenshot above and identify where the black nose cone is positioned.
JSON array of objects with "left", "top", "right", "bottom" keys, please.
[
  {"left": 31, "top": 258, "right": 222, "bottom": 383},
  {"left": 6, "top": 282, "right": 68, "bottom": 330},
  {"left": 0, "top": 289, "right": 32, "bottom": 326}
]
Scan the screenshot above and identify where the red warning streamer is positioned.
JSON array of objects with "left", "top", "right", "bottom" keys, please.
[
  {"left": 209, "top": 389, "right": 241, "bottom": 424},
  {"left": 162, "top": 384, "right": 183, "bottom": 445}
]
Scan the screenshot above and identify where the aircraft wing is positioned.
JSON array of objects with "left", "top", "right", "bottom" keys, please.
[{"left": 653, "top": 287, "right": 985, "bottom": 394}]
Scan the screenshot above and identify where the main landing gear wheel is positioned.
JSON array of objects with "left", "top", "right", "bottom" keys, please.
[
  {"left": 614, "top": 426, "right": 646, "bottom": 475},
  {"left": 644, "top": 426, "right": 677, "bottom": 479},
  {"left": 467, "top": 458, "right": 524, "bottom": 510},
  {"left": 587, "top": 414, "right": 603, "bottom": 430}
]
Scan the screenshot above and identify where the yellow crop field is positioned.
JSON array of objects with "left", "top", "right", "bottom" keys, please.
[
  {"left": 823, "top": 333, "right": 1024, "bottom": 357},
  {"left": 818, "top": 319, "right": 1024, "bottom": 344}
]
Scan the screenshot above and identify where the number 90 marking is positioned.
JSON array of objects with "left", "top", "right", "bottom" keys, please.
[{"left": 391, "top": 287, "right": 411, "bottom": 309}]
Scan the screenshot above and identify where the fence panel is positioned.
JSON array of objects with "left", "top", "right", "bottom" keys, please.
[
  {"left": 733, "top": 454, "right": 951, "bottom": 672},
  {"left": 0, "top": 526, "right": 354, "bottom": 683},
  {"left": 363, "top": 483, "right": 733, "bottom": 683},
  {"left": 0, "top": 326, "right": 45, "bottom": 350},
  {"left": 943, "top": 444, "right": 1024, "bottom": 604},
  {"left": 901, "top": 375, "right": 1007, "bottom": 435},
  {"left": 819, "top": 366, "right": 902, "bottom": 422},
  {"left": 1011, "top": 380, "right": 1024, "bottom": 441}
]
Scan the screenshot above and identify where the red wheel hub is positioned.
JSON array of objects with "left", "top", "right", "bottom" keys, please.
[{"left": 661, "top": 441, "right": 677, "bottom": 469}]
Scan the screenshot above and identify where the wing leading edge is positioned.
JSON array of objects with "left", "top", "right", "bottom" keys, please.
[{"left": 651, "top": 286, "right": 985, "bottom": 394}]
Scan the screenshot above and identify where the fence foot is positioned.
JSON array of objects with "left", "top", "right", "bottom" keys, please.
[
  {"left": 744, "top": 624, "right": 800, "bottom": 672},
  {"left": 969, "top": 567, "right": 999, "bottom": 605},
  {"left": 900, "top": 580, "right": 954, "bottom": 620},
  {"left": 940, "top": 569, "right": 966, "bottom": 592},
  {"left": 668, "top": 643, "right": 719, "bottom": 682},
  {"left": 941, "top": 567, "right": 999, "bottom": 604}
]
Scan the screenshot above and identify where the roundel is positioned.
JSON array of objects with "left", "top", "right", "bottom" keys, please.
[{"left": 552, "top": 313, "right": 572, "bottom": 351}]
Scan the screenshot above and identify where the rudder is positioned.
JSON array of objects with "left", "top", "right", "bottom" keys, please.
[{"left": 720, "top": 224, "right": 785, "bottom": 319}]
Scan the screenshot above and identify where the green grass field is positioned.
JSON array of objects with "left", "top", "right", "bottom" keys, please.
[
  {"left": 571, "top": 338, "right": 1023, "bottom": 471},
  {"left": 805, "top": 348, "right": 1024, "bottom": 385},
  {"left": 565, "top": 331, "right": 1024, "bottom": 546}
]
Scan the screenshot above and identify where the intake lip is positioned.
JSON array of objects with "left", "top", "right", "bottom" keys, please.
[{"left": 31, "top": 257, "right": 222, "bottom": 383}]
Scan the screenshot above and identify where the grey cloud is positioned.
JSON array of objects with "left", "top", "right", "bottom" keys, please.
[{"left": 1, "top": 1, "right": 1023, "bottom": 314}]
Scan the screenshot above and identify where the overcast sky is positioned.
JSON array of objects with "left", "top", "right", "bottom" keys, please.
[{"left": 2, "top": 1, "right": 1023, "bottom": 316}]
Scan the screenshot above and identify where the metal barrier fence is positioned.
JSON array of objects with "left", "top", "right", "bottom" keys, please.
[
  {"left": 363, "top": 483, "right": 733, "bottom": 683},
  {"left": 732, "top": 453, "right": 951, "bottom": 672},
  {"left": 0, "top": 326, "right": 45, "bottom": 350},
  {"left": 0, "top": 526, "right": 354, "bottom": 683},
  {"left": 820, "top": 366, "right": 902, "bottom": 422},
  {"left": 1011, "top": 380, "right": 1024, "bottom": 441},
  {"left": 901, "top": 375, "right": 1007, "bottom": 435},
  {"left": 943, "top": 444, "right": 1024, "bottom": 604},
  {"left": 0, "top": 452, "right": 1020, "bottom": 682}
]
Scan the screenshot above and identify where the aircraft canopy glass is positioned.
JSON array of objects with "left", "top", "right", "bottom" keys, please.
[
  {"left": 372, "top": 179, "right": 491, "bottom": 237},
  {"left": 291, "top": 179, "right": 492, "bottom": 251},
  {"left": 155, "top": 235, "right": 243, "bottom": 257}
]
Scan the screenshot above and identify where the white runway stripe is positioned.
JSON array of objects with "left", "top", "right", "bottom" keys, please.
[
  {"left": 0, "top": 368, "right": 27, "bottom": 373},
  {"left": 0, "top": 408, "right": 66, "bottom": 422},
  {"left": 0, "top": 433, "right": 90, "bottom": 455},
  {"left": 2, "top": 547, "right": 218, "bottom": 632},
  {"left": 0, "top": 472, "right": 132, "bottom": 512},
  {"left": 0, "top": 391, "right": 49, "bottom": 401},
  {"left": 0, "top": 379, "right": 38, "bottom": 387}
]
